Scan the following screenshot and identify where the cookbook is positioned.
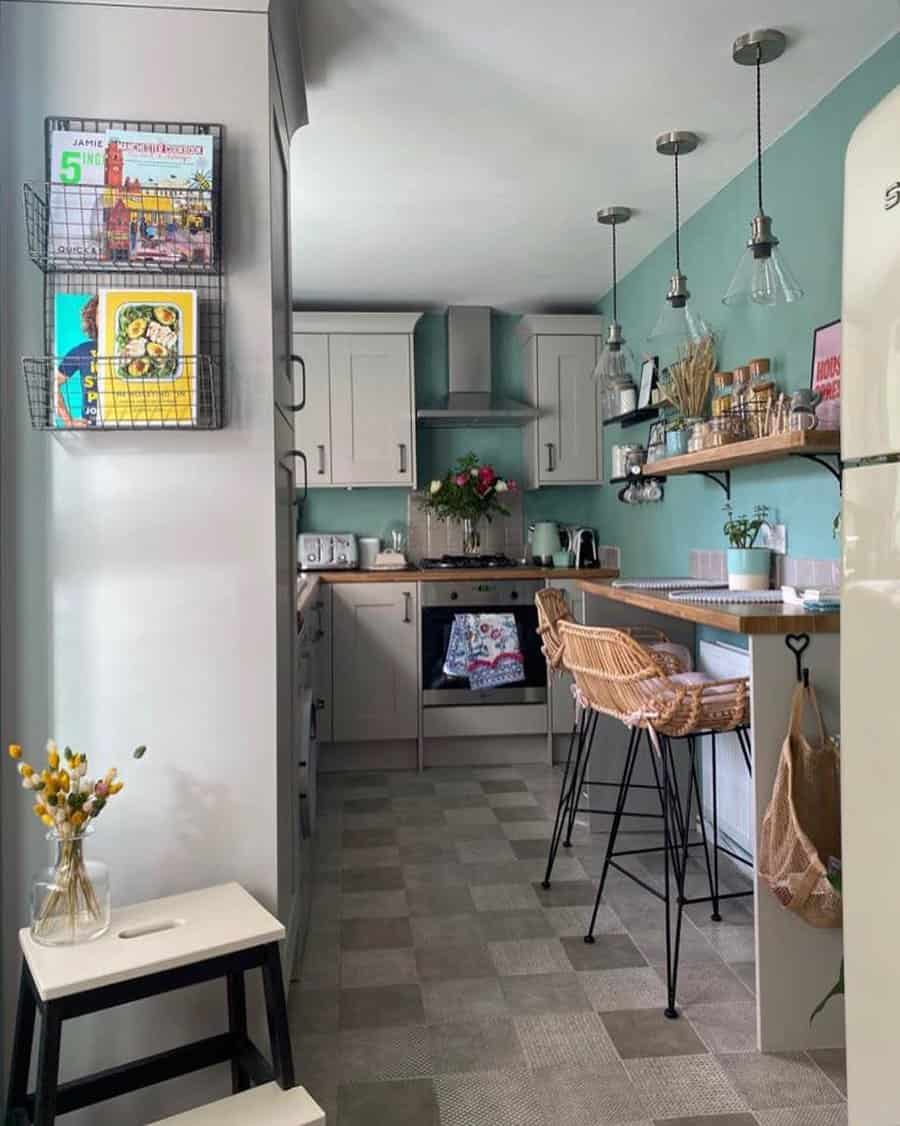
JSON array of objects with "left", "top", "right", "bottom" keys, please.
[
  {"left": 96, "top": 289, "right": 198, "bottom": 425},
  {"left": 53, "top": 292, "right": 101, "bottom": 428},
  {"left": 48, "top": 131, "right": 106, "bottom": 263}
]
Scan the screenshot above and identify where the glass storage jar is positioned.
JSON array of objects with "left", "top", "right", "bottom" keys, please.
[{"left": 711, "top": 372, "right": 734, "bottom": 418}]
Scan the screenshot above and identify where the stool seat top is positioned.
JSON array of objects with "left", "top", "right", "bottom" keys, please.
[
  {"left": 147, "top": 1082, "right": 325, "bottom": 1126},
  {"left": 20, "top": 882, "right": 284, "bottom": 1001}
]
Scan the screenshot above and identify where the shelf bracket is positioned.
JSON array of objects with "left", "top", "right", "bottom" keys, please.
[
  {"left": 695, "top": 469, "right": 731, "bottom": 500},
  {"left": 795, "top": 453, "right": 842, "bottom": 492}
]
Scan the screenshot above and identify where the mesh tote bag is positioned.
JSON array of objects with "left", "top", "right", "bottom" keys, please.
[{"left": 758, "top": 680, "right": 842, "bottom": 928}]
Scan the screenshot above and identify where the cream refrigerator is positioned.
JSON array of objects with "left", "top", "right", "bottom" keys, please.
[{"left": 841, "top": 81, "right": 900, "bottom": 1126}]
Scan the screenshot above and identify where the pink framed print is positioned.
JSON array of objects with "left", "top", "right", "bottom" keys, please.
[{"left": 810, "top": 319, "right": 841, "bottom": 402}]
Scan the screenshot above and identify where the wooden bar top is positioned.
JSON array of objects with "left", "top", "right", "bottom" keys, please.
[
  {"left": 312, "top": 566, "right": 619, "bottom": 584},
  {"left": 579, "top": 580, "right": 840, "bottom": 636}
]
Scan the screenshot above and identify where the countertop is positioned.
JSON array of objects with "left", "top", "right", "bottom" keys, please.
[
  {"left": 307, "top": 567, "right": 620, "bottom": 584},
  {"left": 579, "top": 580, "right": 840, "bottom": 636}
]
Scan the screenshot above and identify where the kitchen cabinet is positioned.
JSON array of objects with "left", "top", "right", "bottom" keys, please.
[
  {"left": 517, "top": 315, "right": 604, "bottom": 488},
  {"left": 332, "top": 582, "right": 418, "bottom": 742},
  {"left": 548, "top": 579, "right": 586, "bottom": 734},
  {"left": 310, "top": 585, "right": 333, "bottom": 743},
  {"left": 292, "top": 313, "right": 422, "bottom": 488}
]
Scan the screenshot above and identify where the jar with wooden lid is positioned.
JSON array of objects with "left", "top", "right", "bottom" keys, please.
[
  {"left": 748, "top": 357, "right": 770, "bottom": 383},
  {"left": 748, "top": 378, "right": 776, "bottom": 438},
  {"left": 711, "top": 372, "right": 734, "bottom": 418}
]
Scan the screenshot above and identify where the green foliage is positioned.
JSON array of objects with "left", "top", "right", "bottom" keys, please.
[{"left": 723, "top": 503, "right": 770, "bottom": 549}]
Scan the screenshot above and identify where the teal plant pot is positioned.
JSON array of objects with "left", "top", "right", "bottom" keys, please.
[
  {"left": 665, "top": 430, "right": 687, "bottom": 457},
  {"left": 727, "top": 547, "right": 772, "bottom": 591}
]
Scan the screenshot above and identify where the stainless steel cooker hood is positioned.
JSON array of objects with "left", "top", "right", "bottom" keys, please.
[{"left": 416, "top": 306, "right": 539, "bottom": 428}]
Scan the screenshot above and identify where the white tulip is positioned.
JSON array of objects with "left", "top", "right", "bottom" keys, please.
[
  {"left": 494, "top": 480, "right": 509, "bottom": 493},
  {"left": 429, "top": 480, "right": 442, "bottom": 495},
  {"left": 46, "top": 738, "right": 58, "bottom": 756}
]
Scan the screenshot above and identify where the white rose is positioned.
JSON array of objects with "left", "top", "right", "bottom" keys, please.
[
  {"left": 494, "top": 480, "right": 509, "bottom": 493},
  {"left": 470, "top": 468, "right": 479, "bottom": 477},
  {"left": 429, "top": 480, "right": 442, "bottom": 495}
]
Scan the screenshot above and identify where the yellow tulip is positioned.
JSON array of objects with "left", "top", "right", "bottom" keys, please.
[
  {"left": 71, "top": 811, "right": 85, "bottom": 828},
  {"left": 18, "top": 764, "right": 33, "bottom": 778},
  {"left": 110, "top": 781, "right": 124, "bottom": 794},
  {"left": 48, "top": 752, "right": 60, "bottom": 770},
  {"left": 58, "top": 770, "right": 70, "bottom": 792},
  {"left": 8, "top": 744, "right": 22, "bottom": 760},
  {"left": 40, "top": 814, "right": 54, "bottom": 828},
  {"left": 32, "top": 802, "right": 44, "bottom": 817}
]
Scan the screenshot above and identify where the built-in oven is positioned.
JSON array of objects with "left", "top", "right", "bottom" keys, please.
[{"left": 421, "top": 579, "right": 546, "bottom": 706}]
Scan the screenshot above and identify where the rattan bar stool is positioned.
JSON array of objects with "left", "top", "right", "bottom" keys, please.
[
  {"left": 559, "top": 620, "right": 753, "bottom": 1018},
  {"left": 535, "top": 590, "right": 692, "bottom": 890}
]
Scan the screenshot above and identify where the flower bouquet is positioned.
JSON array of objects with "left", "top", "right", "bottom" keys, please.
[
  {"left": 420, "top": 452, "right": 517, "bottom": 554},
  {"left": 9, "top": 739, "right": 146, "bottom": 945}
]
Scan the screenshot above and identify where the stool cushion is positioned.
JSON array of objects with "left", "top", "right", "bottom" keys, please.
[
  {"left": 147, "top": 1083, "right": 325, "bottom": 1125},
  {"left": 648, "top": 641, "right": 693, "bottom": 673}
]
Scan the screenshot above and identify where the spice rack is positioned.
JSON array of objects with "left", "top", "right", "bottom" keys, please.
[{"left": 22, "top": 116, "right": 224, "bottom": 431}]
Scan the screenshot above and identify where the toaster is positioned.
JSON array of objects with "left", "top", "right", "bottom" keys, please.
[{"left": 298, "top": 532, "right": 358, "bottom": 570}]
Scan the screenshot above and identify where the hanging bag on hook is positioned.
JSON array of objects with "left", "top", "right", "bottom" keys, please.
[{"left": 758, "top": 679, "right": 842, "bottom": 928}]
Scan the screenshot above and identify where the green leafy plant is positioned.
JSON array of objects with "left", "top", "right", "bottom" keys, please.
[
  {"left": 811, "top": 869, "right": 844, "bottom": 1023},
  {"left": 723, "top": 503, "right": 770, "bottom": 549},
  {"left": 419, "top": 452, "right": 516, "bottom": 523}
]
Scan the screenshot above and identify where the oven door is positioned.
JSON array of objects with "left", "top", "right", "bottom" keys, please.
[{"left": 421, "top": 602, "right": 547, "bottom": 706}]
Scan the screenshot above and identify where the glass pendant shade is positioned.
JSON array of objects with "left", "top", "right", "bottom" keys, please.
[
  {"left": 649, "top": 298, "right": 710, "bottom": 346},
  {"left": 593, "top": 336, "right": 637, "bottom": 385},
  {"left": 722, "top": 240, "right": 803, "bottom": 306}
]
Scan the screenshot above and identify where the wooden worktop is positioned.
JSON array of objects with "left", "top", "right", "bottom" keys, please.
[
  {"left": 313, "top": 566, "right": 620, "bottom": 584},
  {"left": 579, "top": 580, "right": 840, "bottom": 636}
]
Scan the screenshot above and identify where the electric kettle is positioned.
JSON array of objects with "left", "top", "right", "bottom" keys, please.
[{"left": 529, "top": 522, "right": 561, "bottom": 565}]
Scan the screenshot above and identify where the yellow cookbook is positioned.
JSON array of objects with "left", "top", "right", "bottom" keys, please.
[{"left": 96, "top": 289, "right": 197, "bottom": 425}]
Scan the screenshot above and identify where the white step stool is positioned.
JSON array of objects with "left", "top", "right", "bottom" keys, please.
[{"left": 148, "top": 1082, "right": 325, "bottom": 1124}]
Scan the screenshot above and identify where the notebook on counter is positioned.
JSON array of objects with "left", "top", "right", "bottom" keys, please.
[
  {"left": 612, "top": 578, "right": 728, "bottom": 591},
  {"left": 668, "top": 588, "right": 785, "bottom": 604}
]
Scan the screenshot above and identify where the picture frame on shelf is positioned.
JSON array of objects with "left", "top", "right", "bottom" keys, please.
[
  {"left": 638, "top": 355, "right": 658, "bottom": 409},
  {"left": 810, "top": 319, "right": 841, "bottom": 402},
  {"left": 646, "top": 419, "right": 666, "bottom": 462}
]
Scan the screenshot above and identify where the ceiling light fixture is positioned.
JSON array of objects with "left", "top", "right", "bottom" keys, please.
[
  {"left": 723, "top": 29, "right": 803, "bottom": 306},
  {"left": 593, "top": 206, "right": 637, "bottom": 406},
  {"left": 649, "top": 131, "right": 710, "bottom": 346}
]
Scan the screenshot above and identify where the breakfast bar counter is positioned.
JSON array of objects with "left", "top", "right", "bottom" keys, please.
[
  {"left": 578, "top": 579, "right": 840, "bottom": 635},
  {"left": 316, "top": 566, "right": 619, "bottom": 584},
  {"left": 577, "top": 578, "right": 843, "bottom": 1055}
]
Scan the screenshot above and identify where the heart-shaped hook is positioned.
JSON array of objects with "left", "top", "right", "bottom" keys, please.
[{"left": 785, "top": 633, "right": 810, "bottom": 657}]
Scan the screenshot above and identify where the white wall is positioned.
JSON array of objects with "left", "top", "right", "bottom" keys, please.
[{"left": 1, "top": 4, "right": 282, "bottom": 1121}]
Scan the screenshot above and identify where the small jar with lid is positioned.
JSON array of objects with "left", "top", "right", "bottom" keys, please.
[{"left": 711, "top": 372, "right": 734, "bottom": 418}]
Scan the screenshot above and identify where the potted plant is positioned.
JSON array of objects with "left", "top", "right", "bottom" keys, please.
[
  {"left": 723, "top": 503, "right": 771, "bottom": 591},
  {"left": 419, "top": 452, "right": 516, "bottom": 555},
  {"left": 665, "top": 416, "right": 688, "bottom": 457}
]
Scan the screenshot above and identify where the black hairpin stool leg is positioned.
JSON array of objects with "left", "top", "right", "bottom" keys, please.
[
  {"left": 542, "top": 708, "right": 588, "bottom": 888},
  {"left": 564, "top": 710, "right": 597, "bottom": 848}
]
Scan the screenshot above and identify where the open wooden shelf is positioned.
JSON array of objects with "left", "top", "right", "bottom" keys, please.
[{"left": 640, "top": 429, "right": 841, "bottom": 477}]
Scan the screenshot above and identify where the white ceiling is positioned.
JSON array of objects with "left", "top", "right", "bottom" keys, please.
[{"left": 291, "top": 1, "right": 898, "bottom": 312}]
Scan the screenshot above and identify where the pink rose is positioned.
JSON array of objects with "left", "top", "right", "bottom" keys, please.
[
  {"left": 506, "top": 479, "right": 518, "bottom": 493},
  {"left": 455, "top": 473, "right": 468, "bottom": 487},
  {"left": 477, "top": 465, "right": 497, "bottom": 487}
]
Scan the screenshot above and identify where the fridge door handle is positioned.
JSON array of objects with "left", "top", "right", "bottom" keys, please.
[
  {"left": 289, "top": 355, "right": 306, "bottom": 412},
  {"left": 280, "top": 449, "right": 308, "bottom": 503}
]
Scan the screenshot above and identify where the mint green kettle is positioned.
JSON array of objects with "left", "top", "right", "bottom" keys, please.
[{"left": 530, "top": 522, "right": 561, "bottom": 565}]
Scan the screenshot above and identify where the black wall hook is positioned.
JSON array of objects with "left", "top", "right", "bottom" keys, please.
[{"left": 785, "top": 633, "right": 811, "bottom": 685}]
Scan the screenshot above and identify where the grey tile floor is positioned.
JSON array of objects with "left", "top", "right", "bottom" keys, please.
[{"left": 290, "top": 764, "right": 846, "bottom": 1126}]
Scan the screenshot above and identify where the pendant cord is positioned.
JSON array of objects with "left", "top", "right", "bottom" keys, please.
[
  {"left": 756, "top": 45, "right": 764, "bottom": 214},
  {"left": 673, "top": 145, "right": 681, "bottom": 274},
  {"left": 611, "top": 221, "right": 618, "bottom": 322}
]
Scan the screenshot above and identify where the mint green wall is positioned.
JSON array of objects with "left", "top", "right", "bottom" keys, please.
[{"left": 302, "top": 34, "right": 898, "bottom": 568}]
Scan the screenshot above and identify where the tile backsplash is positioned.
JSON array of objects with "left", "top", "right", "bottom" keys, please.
[
  {"left": 407, "top": 493, "right": 526, "bottom": 561},
  {"left": 690, "top": 549, "right": 841, "bottom": 589}
]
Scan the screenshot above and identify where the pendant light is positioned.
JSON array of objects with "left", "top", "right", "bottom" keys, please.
[
  {"left": 723, "top": 29, "right": 803, "bottom": 306},
  {"left": 593, "top": 206, "right": 638, "bottom": 416},
  {"left": 649, "top": 131, "right": 710, "bottom": 345}
]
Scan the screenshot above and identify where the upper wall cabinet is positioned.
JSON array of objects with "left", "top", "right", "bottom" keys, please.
[
  {"left": 517, "top": 315, "right": 604, "bottom": 488},
  {"left": 292, "top": 313, "right": 423, "bottom": 488}
]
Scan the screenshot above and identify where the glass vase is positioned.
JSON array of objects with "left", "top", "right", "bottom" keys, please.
[
  {"left": 460, "top": 517, "right": 482, "bottom": 555},
  {"left": 31, "top": 828, "right": 111, "bottom": 946}
]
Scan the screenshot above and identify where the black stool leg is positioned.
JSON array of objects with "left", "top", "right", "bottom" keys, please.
[
  {"left": 688, "top": 737, "right": 717, "bottom": 917},
  {"left": 261, "top": 943, "right": 295, "bottom": 1090},
  {"left": 564, "top": 710, "right": 597, "bottom": 848},
  {"left": 227, "top": 970, "right": 250, "bottom": 1093},
  {"left": 668, "top": 736, "right": 702, "bottom": 1019},
  {"left": 33, "top": 1003, "right": 62, "bottom": 1126},
  {"left": 542, "top": 708, "right": 587, "bottom": 888},
  {"left": 585, "top": 726, "right": 640, "bottom": 944},
  {"left": 710, "top": 732, "right": 722, "bottom": 921},
  {"left": 6, "top": 961, "right": 37, "bottom": 1122},
  {"left": 660, "top": 735, "right": 678, "bottom": 1020}
]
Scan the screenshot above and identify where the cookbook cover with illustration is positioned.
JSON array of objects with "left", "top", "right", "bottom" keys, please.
[
  {"left": 96, "top": 289, "right": 198, "bottom": 425},
  {"left": 53, "top": 293, "right": 101, "bottom": 428}
]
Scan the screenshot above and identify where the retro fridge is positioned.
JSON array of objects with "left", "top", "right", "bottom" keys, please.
[{"left": 841, "top": 81, "right": 900, "bottom": 1125}]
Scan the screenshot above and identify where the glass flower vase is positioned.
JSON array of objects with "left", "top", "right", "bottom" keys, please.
[
  {"left": 31, "top": 828, "right": 110, "bottom": 946},
  {"left": 460, "top": 516, "right": 482, "bottom": 555}
]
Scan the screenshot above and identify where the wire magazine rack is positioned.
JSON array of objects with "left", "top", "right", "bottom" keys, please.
[{"left": 23, "top": 116, "right": 225, "bottom": 431}]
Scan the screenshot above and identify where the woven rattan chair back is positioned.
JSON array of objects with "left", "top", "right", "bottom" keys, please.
[{"left": 535, "top": 588, "right": 573, "bottom": 670}]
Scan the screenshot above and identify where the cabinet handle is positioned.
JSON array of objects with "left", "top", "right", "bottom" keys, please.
[
  {"left": 313, "top": 599, "right": 325, "bottom": 639},
  {"left": 289, "top": 355, "right": 306, "bottom": 412},
  {"left": 316, "top": 444, "right": 326, "bottom": 475},
  {"left": 545, "top": 442, "right": 555, "bottom": 472},
  {"left": 280, "top": 449, "right": 308, "bottom": 503},
  {"left": 314, "top": 698, "right": 326, "bottom": 710},
  {"left": 402, "top": 591, "right": 412, "bottom": 623},
  {"left": 398, "top": 443, "right": 407, "bottom": 475}
]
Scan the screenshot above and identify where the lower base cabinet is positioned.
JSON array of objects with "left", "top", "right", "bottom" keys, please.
[{"left": 332, "top": 582, "right": 418, "bottom": 742}]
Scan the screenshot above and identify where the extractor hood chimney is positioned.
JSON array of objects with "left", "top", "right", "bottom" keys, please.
[{"left": 416, "top": 306, "right": 539, "bottom": 428}]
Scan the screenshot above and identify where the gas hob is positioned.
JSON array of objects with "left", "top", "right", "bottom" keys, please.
[{"left": 418, "top": 554, "right": 519, "bottom": 570}]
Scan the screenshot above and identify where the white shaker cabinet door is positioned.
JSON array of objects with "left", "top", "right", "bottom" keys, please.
[
  {"left": 293, "top": 333, "right": 332, "bottom": 484},
  {"left": 332, "top": 583, "right": 418, "bottom": 741},
  {"left": 329, "top": 334, "right": 414, "bottom": 486},
  {"left": 536, "top": 335, "right": 599, "bottom": 484}
]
